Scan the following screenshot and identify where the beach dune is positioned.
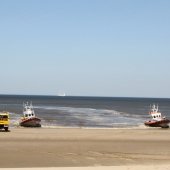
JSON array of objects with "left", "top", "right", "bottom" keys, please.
[{"left": 0, "top": 128, "right": 170, "bottom": 169}]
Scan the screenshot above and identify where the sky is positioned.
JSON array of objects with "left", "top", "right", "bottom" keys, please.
[{"left": 0, "top": 0, "right": 170, "bottom": 98}]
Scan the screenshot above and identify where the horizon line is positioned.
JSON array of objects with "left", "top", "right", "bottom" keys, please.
[{"left": 0, "top": 94, "right": 170, "bottom": 99}]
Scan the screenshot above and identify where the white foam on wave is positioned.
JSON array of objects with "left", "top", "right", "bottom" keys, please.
[
  {"left": 8, "top": 112, "right": 20, "bottom": 127},
  {"left": 35, "top": 105, "right": 121, "bottom": 116},
  {"left": 9, "top": 106, "right": 145, "bottom": 128}
]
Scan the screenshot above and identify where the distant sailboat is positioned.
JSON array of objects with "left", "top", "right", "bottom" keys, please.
[{"left": 58, "top": 92, "right": 66, "bottom": 96}]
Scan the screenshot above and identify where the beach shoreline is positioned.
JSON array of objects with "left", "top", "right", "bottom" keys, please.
[{"left": 0, "top": 128, "right": 170, "bottom": 169}]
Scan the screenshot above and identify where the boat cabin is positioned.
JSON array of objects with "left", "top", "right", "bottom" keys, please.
[
  {"left": 23, "top": 102, "right": 35, "bottom": 119},
  {"left": 150, "top": 112, "right": 162, "bottom": 121},
  {"left": 149, "top": 104, "right": 162, "bottom": 121}
]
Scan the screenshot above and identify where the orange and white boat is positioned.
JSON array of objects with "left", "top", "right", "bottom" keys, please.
[
  {"left": 20, "top": 102, "right": 41, "bottom": 127},
  {"left": 144, "top": 104, "right": 170, "bottom": 128}
]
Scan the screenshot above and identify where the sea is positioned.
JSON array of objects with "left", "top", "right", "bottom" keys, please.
[{"left": 1, "top": 95, "right": 170, "bottom": 129}]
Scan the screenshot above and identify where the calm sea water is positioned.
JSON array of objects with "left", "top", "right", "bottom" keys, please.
[{"left": 0, "top": 95, "right": 170, "bottom": 128}]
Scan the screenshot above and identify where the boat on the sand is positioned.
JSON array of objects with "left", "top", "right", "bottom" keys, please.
[
  {"left": 144, "top": 104, "right": 170, "bottom": 128},
  {"left": 20, "top": 102, "right": 41, "bottom": 127}
]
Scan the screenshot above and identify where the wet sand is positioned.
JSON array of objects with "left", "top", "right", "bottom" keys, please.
[{"left": 0, "top": 128, "right": 170, "bottom": 169}]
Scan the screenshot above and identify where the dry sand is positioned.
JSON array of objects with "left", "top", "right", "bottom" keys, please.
[
  {"left": 1, "top": 165, "right": 170, "bottom": 170},
  {"left": 0, "top": 127, "right": 170, "bottom": 169}
]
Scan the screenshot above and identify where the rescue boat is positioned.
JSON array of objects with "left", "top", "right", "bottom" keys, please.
[
  {"left": 144, "top": 104, "right": 170, "bottom": 128},
  {"left": 20, "top": 102, "right": 41, "bottom": 127}
]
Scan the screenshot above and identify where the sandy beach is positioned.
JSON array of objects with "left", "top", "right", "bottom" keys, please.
[{"left": 0, "top": 127, "right": 170, "bottom": 169}]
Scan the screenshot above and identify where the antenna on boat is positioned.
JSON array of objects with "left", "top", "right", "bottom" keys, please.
[{"left": 157, "top": 104, "right": 159, "bottom": 111}]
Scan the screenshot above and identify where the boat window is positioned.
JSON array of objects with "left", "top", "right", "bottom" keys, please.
[
  {"left": 25, "top": 114, "right": 28, "bottom": 117},
  {"left": 32, "top": 114, "right": 34, "bottom": 116},
  {"left": 29, "top": 114, "right": 31, "bottom": 116}
]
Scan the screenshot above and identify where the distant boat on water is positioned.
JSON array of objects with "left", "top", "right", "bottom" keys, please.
[
  {"left": 19, "top": 102, "right": 41, "bottom": 127},
  {"left": 58, "top": 93, "right": 66, "bottom": 96}
]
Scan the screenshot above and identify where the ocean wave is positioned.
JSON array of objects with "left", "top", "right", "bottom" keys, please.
[{"left": 7, "top": 106, "right": 146, "bottom": 128}]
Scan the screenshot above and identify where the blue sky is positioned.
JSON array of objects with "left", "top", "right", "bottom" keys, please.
[{"left": 0, "top": 0, "right": 170, "bottom": 97}]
